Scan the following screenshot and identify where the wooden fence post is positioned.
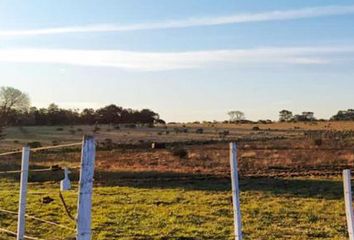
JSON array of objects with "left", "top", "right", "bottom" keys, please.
[
  {"left": 230, "top": 143, "right": 243, "bottom": 240},
  {"left": 76, "top": 136, "right": 96, "bottom": 240},
  {"left": 343, "top": 169, "right": 354, "bottom": 240},
  {"left": 17, "top": 146, "right": 30, "bottom": 240}
]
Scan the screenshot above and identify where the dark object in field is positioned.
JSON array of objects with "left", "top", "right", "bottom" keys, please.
[
  {"left": 152, "top": 142, "right": 166, "bottom": 149},
  {"left": 219, "top": 130, "right": 229, "bottom": 137},
  {"left": 42, "top": 196, "right": 54, "bottom": 204},
  {"left": 171, "top": 147, "right": 188, "bottom": 159},
  {"left": 253, "top": 126, "right": 260, "bottom": 131},
  {"left": 26, "top": 141, "right": 42, "bottom": 148},
  {"left": 196, "top": 128, "right": 204, "bottom": 134},
  {"left": 56, "top": 127, "right": 64, "bottom": 131},
  {"left": 50, "top": 165, "right": 61, "bottom": 171},
  {"left": 314, "top": 138, "right": 323, "bottom": 146}
]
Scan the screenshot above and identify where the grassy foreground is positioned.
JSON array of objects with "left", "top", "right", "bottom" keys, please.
[{"left": 0, "top": 175, "right": 349, "bottom": 240}]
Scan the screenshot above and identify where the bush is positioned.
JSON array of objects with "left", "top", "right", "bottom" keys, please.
[
  {"left": 102, "top": 138, "right": 114, "bottom": 150},
  {"left": 171, "top": 147, "right": 188, "bottom": 159},
  {"left": 252, "top": 126, "right": 260, "bottom": 131},
  {"left": 196, "top": 128, "right": 204, "bottom": 134},
  {"left": 56, "top": 127, "right": 64, "bottom": 131}
]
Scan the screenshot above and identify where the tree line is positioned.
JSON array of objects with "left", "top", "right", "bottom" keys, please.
[{"left": 0, "top": 86, "right": 164, "bottom": 127}]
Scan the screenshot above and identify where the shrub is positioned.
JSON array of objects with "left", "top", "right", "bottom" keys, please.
[
  {"left": 171, "top": 147, "right": 188, "bottom": 159},
  {"left": 76, "top": 128, "right": 83, "bottom": 132},
  {"left": 102, "top": 138, "right": 114, "bottom": 150},
  {"left": 196, "top": 128, "right": 204, "bottom": 134},
  {"left": 253, "top": 126, "right": 260, "bottom": 131},
  {"left": 56, "top": 127, "right": 64, "bottom": 131}
]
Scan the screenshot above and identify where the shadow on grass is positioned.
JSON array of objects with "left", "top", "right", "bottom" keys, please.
[
  {"left": 93, "top": 170, "right": 345, "bottom": 200},
  {"left": 0, "top": 163, "right": 345, "bottom": 200}
]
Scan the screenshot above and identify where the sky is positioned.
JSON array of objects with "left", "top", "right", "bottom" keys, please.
[{"left": 0, "top": 0, "right": 353, "bottom": 122}]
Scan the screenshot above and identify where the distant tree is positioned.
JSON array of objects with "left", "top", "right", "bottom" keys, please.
[
  {"left": 0, "top": 86, "right": 30, "bottom": 125},
  {"left": 81, "top": 108, "right": 96, "bottom": 125},
  {"left": 279, "top": 110, "right": 293, "bottom": 122},
  {"left": 228, "top": 111, "right": 245, "bottom": 122},
  {"left": 331, "top": 109, "right": 354, "bottom": 121}
]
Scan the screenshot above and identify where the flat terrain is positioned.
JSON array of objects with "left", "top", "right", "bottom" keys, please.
[{"left": 0, "top": 122, "right": 354, "bottom": 239}]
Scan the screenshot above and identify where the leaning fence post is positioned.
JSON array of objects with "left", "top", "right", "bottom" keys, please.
[
  {"left": 76, "top": 136, "right": 96, "bottom": 240},
  {"left": 230, "top": 143, "right": 243, "bottom": 240},
  {"left": 343, "top": 169, "right": 354, "bottom": 240},
  {"left": 17, "top": 146, "right": 30, "bottom": 240}
]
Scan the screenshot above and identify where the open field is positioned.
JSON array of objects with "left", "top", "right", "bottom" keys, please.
[{"left": 0, "top": 122, "right": 354, "bottom": 239}]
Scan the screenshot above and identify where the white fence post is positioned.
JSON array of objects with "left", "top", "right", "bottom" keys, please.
[
  {"left": 343, "top": 169, "right": 354, "bottom": 240},
  {"left": 17, "top": 146, "right": 30, "bottom": 240},
  {"left": 230, "top": 142, "right": 243, "bottom": 240},
  {"left": 76, "top": 136, "right": 96, "bottom": 240}
]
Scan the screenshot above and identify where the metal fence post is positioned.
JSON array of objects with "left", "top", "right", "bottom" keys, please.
[
  {"left": 17, "top": 146, "right": 30, "bottom": 240},
  {"left": 76, "top": 136, "right": 96, "bottom": 240},
  {"left": 343, "top": 169, "right": 354, "bottom": 240},
  {"left": 230, "top": 142, "right": 243, "bottom": 240}
]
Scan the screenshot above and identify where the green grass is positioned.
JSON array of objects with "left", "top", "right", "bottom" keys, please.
[{"left": 0, "top": 175, "right": 349, "bottom": 239}]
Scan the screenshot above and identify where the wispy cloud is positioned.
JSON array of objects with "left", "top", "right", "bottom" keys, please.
[
  {"left": 0, "top": 46, "right": 353, "bottom": 71},
  {"left": 0, "top": 5, "right": 354, "bottom": 37}
]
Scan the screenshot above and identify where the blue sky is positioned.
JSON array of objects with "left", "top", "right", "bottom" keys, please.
[{"left": 0, "top": 1, "right": 354, "bottom": 121}]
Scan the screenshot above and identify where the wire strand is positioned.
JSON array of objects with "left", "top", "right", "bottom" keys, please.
[
  {"left": 0, "top": 142, "right": 82, "bottom": 157},
  {"left": 0, "top": 208, "right": 75, "bottom": 232},
  {"left": 0, "top": 227, "right": 44, "bottom": 240}
]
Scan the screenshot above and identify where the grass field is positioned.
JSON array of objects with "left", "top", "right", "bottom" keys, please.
[
  {"left": 0, "top": 122, "right": 354, "bottom": 239},
  {"left": 0, "top": 175, "right": 350, "bottom": 240}
]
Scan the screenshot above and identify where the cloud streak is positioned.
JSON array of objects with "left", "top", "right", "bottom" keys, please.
[
  {"left": 0, "top": 46, "right": 353, "bottom": 71},
  {"left": 0, "top": 5, "right": 354, "bottom": 37}
]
